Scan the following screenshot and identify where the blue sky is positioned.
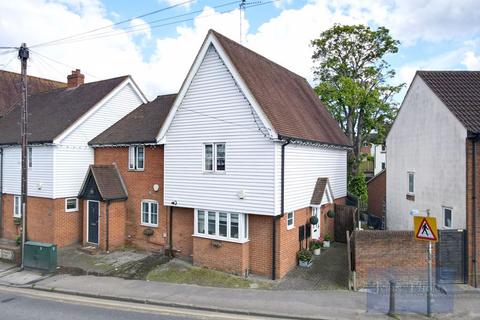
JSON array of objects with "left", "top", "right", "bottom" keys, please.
[{"left": 1, "top": 0, "right": 479, "bottom": 98}]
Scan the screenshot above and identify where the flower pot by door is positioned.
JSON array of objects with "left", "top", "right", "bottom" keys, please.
[
  {"left": 313, "top": 248, "right": 321, "bottom": 255},
  {"left": 299, "top": 260, "right": 312, "bottom": 268},
  {"left": 323, "top": 241, "right": 330, "bottom": 248}
]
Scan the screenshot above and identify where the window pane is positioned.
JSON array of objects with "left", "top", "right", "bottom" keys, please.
[
  {"left": 197, "top": 210, "right": 205, "bottom": 234},
  {"left": 208, "top": 211, "right": 216, "bottom": 235},
  {"left": 137, "top": 146, "right": 144, "bottom": 169},
  {"left": 444, "top": 209, "right": 452, "bottom": 228},
  {"left": 205, "top": 144, "right": 213, "bottom": 171},
  {"left": 230, "top": 213, "right": 239, "bottom": 239},
  {"left": 28, "top": 147, "right": 32, "bottom": 168},
  {"left": 244, "top": 214, "right": 248, "bottom": 239},
  {"left": 219, "top": 212, "right": 228, "bottom": 237},
  {"left": 408, "top": 173, "right": 414, "bottom": 193},
  {"left": 129, "top": 147, "right": 135, "bottom": 169},
  {"left": 287, "top": 212, "right": 294, "bottom": 227},
  {"left": 142, "top": 202, "right": 149, "bottom": 223},
  {"left": 216, "top": 143, "right": 225, "bottom": 171},
  {"left": 151, "top": 211, "right": 158, "bottom": 225},
  {"left": 66, "top": 199, "right": 77, "bottom": 210}
]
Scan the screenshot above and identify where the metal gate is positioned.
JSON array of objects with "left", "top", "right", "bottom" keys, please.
[
  {"left": 334, "top": 204, "right": 357, "bottom": 243},
  {"left": 436, "top": 229, "right": 467, "bottom": 284}
]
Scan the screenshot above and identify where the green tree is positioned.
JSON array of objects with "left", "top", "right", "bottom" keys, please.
[
  {"left": 312, "top": 24, "right": 404, "bottom": 173},
  {"left": 348, "top": 172, "right": 368, "bottom": 203}
]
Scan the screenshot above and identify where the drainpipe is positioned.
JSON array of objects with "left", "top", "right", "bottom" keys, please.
[
  {"left": 272, "top": 138, "right": 290, "bottom": 280},
  {"left": 0, "top": 148, "right": 3, "bottom": 238},
  {"left": 168, "top": 205, "right": 173, "bottom": 258},
  {"left": 473, "top": 136, "right": 478, "bottom": 288},
  {"left": 106, "top": 200, "right": 110, "bottom": 252}
]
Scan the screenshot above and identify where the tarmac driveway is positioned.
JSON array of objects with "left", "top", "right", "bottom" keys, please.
[{"left": 275, "top": 242, "right": 349, "bottom": 290}]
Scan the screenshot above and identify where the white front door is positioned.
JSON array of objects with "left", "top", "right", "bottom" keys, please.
[{"left": 311, "top": 207, "right": 320, "bottom": 239}]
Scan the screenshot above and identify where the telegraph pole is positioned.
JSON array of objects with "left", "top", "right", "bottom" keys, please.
[{"left": 18, "top": 43, "right": 29, "bottom": 268}]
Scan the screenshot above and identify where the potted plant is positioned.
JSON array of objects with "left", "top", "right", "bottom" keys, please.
[
  {"left": 297, "top": 249, "right": 313, "bottom": 267},
  {"left": 309, "top": 238, "right": 323, "bottom": 256},
  {"left": 323, "top": 234, "right": 332, "bottom": 248}
]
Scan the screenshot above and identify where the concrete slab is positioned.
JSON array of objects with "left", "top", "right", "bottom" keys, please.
[
  {"left": 0, "top": 261, "right": 15, "bottom": 273},
  {"left": 0, "top": 270, "right": 45, "bottom": 285}
]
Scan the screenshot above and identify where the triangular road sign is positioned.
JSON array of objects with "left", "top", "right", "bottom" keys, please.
[{"left": 414, "top": 217, "right": 438, "bottom": 242}]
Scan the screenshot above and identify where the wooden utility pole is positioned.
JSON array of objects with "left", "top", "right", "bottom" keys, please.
[{"left": 18, "top": 43, "right": 29, "bottom": 268}]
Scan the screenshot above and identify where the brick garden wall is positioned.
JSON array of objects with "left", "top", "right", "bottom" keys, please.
[
  {"left": 367, "top": 170, "right": 386, "bottom": 218},
  {"left": 466, "top": 140, "right": 480, "bottom": 287},
  {"left": 354, "top": 230, "right": 435, "bottom": 289},
  {"left": 94, "top": 146, "right": 167, "bottom": 252}
]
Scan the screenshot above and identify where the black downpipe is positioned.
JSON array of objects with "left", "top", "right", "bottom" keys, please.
[
  {"left": 473, "top": 138, "right": 478, "bottom": 287},
  {"left": 169, "top": 206, "right": 173, "bottom": 258},
  {"left": 273, "top": 139, "right": 290, "bottom": 280},
  {"left": 0, "top": 148, "right": 3, "bottom": 238},
  {"left": 106, "top": 200, "right": 110, "bottom": 252}
]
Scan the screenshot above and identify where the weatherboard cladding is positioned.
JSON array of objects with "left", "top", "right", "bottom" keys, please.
[
  {"left": 90, "top": 93, "right": 177, "bottom": 145},
  {"left": 418, "top": 71, "right": 480, "bottom": 134},
  {"left": 0, "top": 75, "right": 128, "bottom": 145},
  {"left": 0, "top": 70, "right": 66, "bottom": 117},
  {"left": 164, "top": 45, "right": 276, "bottom": 215},
  {"left": 211, "top": 30, "right": 350, "bottom": 146}
]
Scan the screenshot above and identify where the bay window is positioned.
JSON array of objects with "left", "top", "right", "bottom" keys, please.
[{"left": 194, "top": 209, "right": 248, "bottom": 242}]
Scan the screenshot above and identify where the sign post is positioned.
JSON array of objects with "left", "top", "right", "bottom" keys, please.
[{"left": 413, "top": 210, "right": 438, "bottom": 318}]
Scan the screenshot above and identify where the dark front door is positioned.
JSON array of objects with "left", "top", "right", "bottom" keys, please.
[
  {"left": 437, "top": 229, "right": 466, "bottom": 284},
  {"left": 88, "top": 201, "right": 99, "bottom": 244}
]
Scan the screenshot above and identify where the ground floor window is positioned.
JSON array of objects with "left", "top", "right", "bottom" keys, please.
[
  {"left": 141, "top": 200, "right": 158, "bottom": 227},
  {"left": 65, "top": 198, "right": 79, "bottom": 212},
  {"left": 194, "top": 209, "right": 248, "bottom": 242},
  {"left": 13, "top": 195, "right": 21, "bottom": 218},
  {"left": 287, "top": 211, "right": 295, "bottom": 229},
  {"left": 443, "top": 207, "right": 452, "bottom": 228}
]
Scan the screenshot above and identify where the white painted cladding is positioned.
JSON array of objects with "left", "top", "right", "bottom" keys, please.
[
  {"left": 282, "top": 143, "right": 347, "bottom": 213},
  {"left": 2, "top": 146, "right": 54, "bottom": 197},
  {"left": 164, "top": 46, "right": 276, "bottom": 215},
  {"left": 54, "top": 82, "right": 143, "bottom": 198},
  {"left": 386, "top": 76, "right": 467, "bottom": 231}
]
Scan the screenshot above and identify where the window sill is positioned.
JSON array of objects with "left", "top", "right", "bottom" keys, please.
[
  {"left": 193, "top": 234, "right": 249, "bottom": 244},
  {"left": 287, "top": 225, "right": 295, "bottom": 231},
  {"left": 128, "top": 169, "right": 145, "bottom": 172},
  {"left": 202, "top": 171, "right": 226, "bottom": 175},
  {"left": 406, "top": 194, "right": 415, "bottom": 201},
  {"left": 141, "top": 223, "right": 158, "bottom": 228},
  {"left": 65, "top": 209, "right": 79, "bottom": 213}
]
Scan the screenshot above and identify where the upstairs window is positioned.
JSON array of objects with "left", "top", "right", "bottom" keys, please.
[
  {"left": 443, "top": 207, "right": 452, "bottom": 228},
  {"left": 204, "top": 143, "right": 225, "bottom": 172},
  {"left": 13, "top": 195, "right": 21, "bottom": 218},
  {"left": 28, "top": 147, "right": 32, "bottom": 168},
  {"left": 129, "top": 146, "right": 145, "bottom": 171},
  {"left": 408, "top": 172, "right": 415, "bottom": 194},
  {"left": 141, "top": 200, "right": 158, "bottom": 227}
]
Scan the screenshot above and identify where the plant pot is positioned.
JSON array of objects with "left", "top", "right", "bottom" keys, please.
[
  {"left": 323, "top": 240, "right": 330, "bottom": 248},
  {"left": 299, "top": 259, "right": 313, "bottom": 268},
  {"left": 313, "top": 248, "right": 321, "bottom": 256}
]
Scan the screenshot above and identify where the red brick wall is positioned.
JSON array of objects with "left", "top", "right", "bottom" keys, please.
[
  {"left": 94, "top": 146, "right": 167, "bottom": 251},
  {"left": 2, "top": 194, "right": 82, "bottom": 247},
  {"left": 466, "top": 140, "right": 480, "bottom": 286},
  {"left": 248, "top": 214, "right": 273, "bottom": 276},
  {"left": 171, "top": 207, "right": 194, "bottom": 257},
  {"left": 367, "top": 170, "right": 386, "bottom": 218},
  {"left": 320, "top": 203, "right": 335, "bottom": 241},
  {"left": 354, "top": 230, "right": 435, "bottom": 289},
  {"left": 193, "top": 237, "right": 249, "bottom": 275}
]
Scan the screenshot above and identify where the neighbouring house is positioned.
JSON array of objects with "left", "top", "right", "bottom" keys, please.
[
  {"left": 159, "top": 30, "right": 350, "bottom": 279},
  {"left": 360, "top": 133, "right": 386, "bottom": 179},
  {"left": 0, "top": 69, "right": 147, "bottom": 247},
  {"left": 85, "top": 94, "right": 176, "bottom": 251},
  {"left": 386, "top": 71, "right": 480, "bottom": 286},
  {"left": 367, "top": 169, "right": 386, "bottom": 219},
  {"left": 0, "top": 69, "right": 66, "bottom": 116}
]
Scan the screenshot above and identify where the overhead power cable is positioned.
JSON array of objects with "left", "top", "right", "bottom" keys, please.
[
  {"left": 31, "top": 0, "right": 196, "bottom": 48},
  {"left": 29, "top": 49, "right": 99, "bottom": 79}
]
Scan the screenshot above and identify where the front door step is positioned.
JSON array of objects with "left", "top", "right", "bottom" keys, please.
[{"left": 78, "top": 245, "right": 100, "bottom": 255}]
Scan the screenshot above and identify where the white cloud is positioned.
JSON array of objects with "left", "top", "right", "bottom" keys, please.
[
  {"left": 160, "top": 0, "right": 196, "bottom": 10},
  {"left": 462, "top": 51, "right": 480, "bottom": 70}
]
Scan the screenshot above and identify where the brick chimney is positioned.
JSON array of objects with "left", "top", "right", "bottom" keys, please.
[{"left": 67, "top": 69, "right": 85, "bottom": 88}]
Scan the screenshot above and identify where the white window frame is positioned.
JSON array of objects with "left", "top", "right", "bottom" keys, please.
[
  {"left": 194, "top": 209, "right": 248, "bottom": 243},
  {"left": 203, "top": 142, "right": 226, "bottom": 173},
  {"left": 442, "top": 207, "right": 453, "bottom": 229},
  {"left": 408, "top": 172, "right": 415, "bottom": 194},
  {"left": 65, "top": 198, "right": 79, "bottom": 212},
  {"left": 129, "top": 145, "right": 145, "bottom": 171},
  {"left": 28, "top": 147, "right": 32, "bottom": 168},
  {"left": 141, "top": 200, "right": 159, "bottom": 227},
  {"left": 13, "top": 195, "right": 21, "bottom": 218},
  {"left": 287, "top": 211, "right": 295, "bottom": 230}
]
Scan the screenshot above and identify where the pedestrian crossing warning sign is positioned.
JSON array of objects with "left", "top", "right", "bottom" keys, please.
[{"left": 414, "top": 216, "right": 438, "bottom": 242}]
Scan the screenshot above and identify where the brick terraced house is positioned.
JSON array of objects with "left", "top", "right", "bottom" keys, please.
[
  {"left": 0, "top": 70, "right": 147, "bottom": 247},
  {"left": 387, "top": 71, "right": 480, "bottom": 286},
  {"left": 158, "top": 30, "right": 350, "bottom": 279}
]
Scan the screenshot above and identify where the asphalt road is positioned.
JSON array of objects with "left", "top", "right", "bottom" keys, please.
[{"left": 0, "top": 287, "right": 265, "bottom": 320}]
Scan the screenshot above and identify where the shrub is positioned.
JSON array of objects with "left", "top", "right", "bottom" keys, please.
[
  {"left": 348, "top": 172, "right": 368, "bottom": 203},
  {"left": 324, "top": 234, "right": 332, "bottom": 242},
  {"left": 309, "top": 239, "right": 323, "bottom": 250},
  {"left": 297, "top": 249, "right": 313, "bottom": 262}
]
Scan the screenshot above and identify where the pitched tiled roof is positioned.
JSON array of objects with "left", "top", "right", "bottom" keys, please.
[
  {"left": 90, "top": 93, "right": 176, "bottom": 145},
  {"left": 310, "top": 177, "right": 330, "bottom": 205},
  {"left": 418, "top": 71, "right": 480, "bottom": 134},
  {"left": 0, "top": 76, "right": 128, "bottom": 145},
  {"left": 0, "top": 70, "right": 66, "bottom": 117},
  {"left": 87, "top": 165, "right": 128, "bottom": 201},
  {"left": 211, "top": 30, "right": 350, "bottom": 147}
]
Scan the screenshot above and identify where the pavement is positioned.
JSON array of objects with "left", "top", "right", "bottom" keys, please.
[{"left": 276, "top": 243, "right": 348, "bottom": 290}]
